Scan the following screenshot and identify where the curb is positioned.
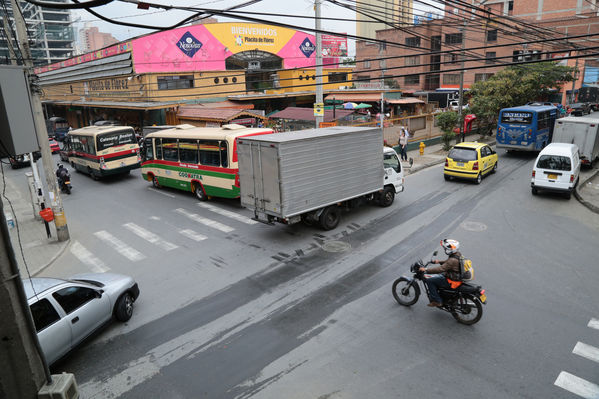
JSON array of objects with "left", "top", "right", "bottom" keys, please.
[
  {"left": 574, "top": 168, "right": 599, "bottom": 214},
  {"left": 32, "top": 239, "right": 71, "bottom": 276}
]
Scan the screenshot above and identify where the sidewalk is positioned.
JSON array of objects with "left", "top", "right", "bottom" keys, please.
[{"left": 1, "top": 168, "right": 69, "bottom": 278}]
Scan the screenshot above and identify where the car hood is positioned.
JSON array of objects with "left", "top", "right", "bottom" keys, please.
[{"left": 69, "top": 272, "right": 137, "bottom": 303}]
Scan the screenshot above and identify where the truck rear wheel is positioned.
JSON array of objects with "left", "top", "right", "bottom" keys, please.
[{"left": 319, "top": 206, "right": 340, "bottom": 230}]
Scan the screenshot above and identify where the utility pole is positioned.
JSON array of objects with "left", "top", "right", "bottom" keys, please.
[
  {"left": 458, "top": 22, "right": 466, "bottom": 143},
  {"left": 315, "top": 0, "right": 324, "bottom": 128},
  {"left": 570, "top": 55, "right": 579, "bottom": 104},
  {"left": 10, "top": 0, "right": 69, "bottom": 241}
]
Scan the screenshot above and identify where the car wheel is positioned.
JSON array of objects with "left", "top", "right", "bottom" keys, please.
[
  {"left": 564, "top": 191, "right": 572, "bottom": 200},
  {"left": 532, "top": 187, "right": 538, "bottom": 195},
  {"left": 444, "top": 174, "right": 450, "bottom": 181},
  {"left": 492, "top": 162, "right": 498, "bottom": 174},
  {"left": 115, "top": 292, "right": 134, "bottom": 322},
  {"left": 475, "top": 173, "right": 482, "bottom": 184},
  {"left": 319, "top": 206, "right": 341, "bottom": 231}
]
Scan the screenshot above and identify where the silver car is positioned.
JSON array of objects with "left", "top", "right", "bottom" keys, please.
[{"left": 24, "top": 273, "right": 140, "bottom": 365}]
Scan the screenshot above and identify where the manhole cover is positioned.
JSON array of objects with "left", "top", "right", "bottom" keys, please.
[
  {"left": 322, "top": 240, "right": 351, "bottom": 253},
  {"left": 460, "top": 221, "right": 487, "bottom": 232}
]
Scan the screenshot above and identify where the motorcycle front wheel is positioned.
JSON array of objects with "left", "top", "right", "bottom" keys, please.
[
  {"left": 392, "top": 277, "right": 420, "bottom": 306},
  {"left": 451, "top": 294, "right": 483, "bottom": 325}
]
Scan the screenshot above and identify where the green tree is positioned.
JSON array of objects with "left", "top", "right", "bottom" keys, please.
[
  {"left": 469, "top": 62, "right": 575, "bottom": 135},
  {"left": 436, "top": 111, "right": 459, "bottom": 150}
]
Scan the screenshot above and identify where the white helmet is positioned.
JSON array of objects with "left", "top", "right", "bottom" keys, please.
[{"left": 441, "top": 239, "right": 459, "bottom": 255}]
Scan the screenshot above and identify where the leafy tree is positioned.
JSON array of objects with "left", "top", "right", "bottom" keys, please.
[
  {"left": 436, "top": 111, "right": 459, "bottom": 150},
  {"left": 469, "top": 62, "right": 575, "bottom": 135}
]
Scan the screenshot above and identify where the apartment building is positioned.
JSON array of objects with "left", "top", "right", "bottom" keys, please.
[
  {"left": 356, "top": 0, "right": 414, "bottom": 40},
  {"left": 0, "top": 0, "right": 75, "bottom": 66}
]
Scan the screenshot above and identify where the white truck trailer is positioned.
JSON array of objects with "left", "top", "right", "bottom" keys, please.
[
  {"left": 237, "top": 126, "right": 404, "bottom": 230},
  {"left": 553, "top": 116, "right": 599, "bottom": 167}
]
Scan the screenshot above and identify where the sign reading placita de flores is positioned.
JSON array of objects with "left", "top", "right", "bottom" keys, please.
[{"left": 87, "top": 78, "right": 130, "bottom": 91}]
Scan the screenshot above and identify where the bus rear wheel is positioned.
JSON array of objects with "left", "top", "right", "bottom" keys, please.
[{"left": 194, "top": 182, "right": 207, "bottom": 201}]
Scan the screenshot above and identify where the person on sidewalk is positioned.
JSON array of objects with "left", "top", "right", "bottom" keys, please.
[
  {"left": 419, "top": 239, "right": 462, "bottom": 307},
  {"left": 398, "top": 129, "right": 408, "bottom": 161}
]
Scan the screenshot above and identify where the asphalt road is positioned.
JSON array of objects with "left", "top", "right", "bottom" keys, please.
[{"left": 39, "top": 150, "right": 599, "bottom": 399}]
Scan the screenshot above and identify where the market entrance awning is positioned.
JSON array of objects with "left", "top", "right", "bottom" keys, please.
[
  {"left": 42, "top": 99, "right": 182, "bottom": 110},
  {"left": 324, "top": 93, "right": 383, "bottom": 102},
  {"left": 387, "top": 98, "right": 425, "bottom": 104}
]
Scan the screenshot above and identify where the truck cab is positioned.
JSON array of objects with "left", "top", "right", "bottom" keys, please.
[{"left": 383, "top": 147, "right": 404, "bottom": 202}]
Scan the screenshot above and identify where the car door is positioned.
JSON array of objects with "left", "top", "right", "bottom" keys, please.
[
  {"left": 30, "top": 297, "right": 72, "bottom": 365},
  {"left": 52, "top": 284, "right": 111, "bottom": 348},
  {"left": 383, "top": 150, "right": 403, "bottom": 192}
]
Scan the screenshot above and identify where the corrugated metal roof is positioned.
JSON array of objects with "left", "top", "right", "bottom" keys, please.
[
  {"left": 323, "top": 93, "right": 384, "bottom": 102},
  {"left": 269, "top": 106, "right": 355, "bottom": 122},
  {"left": 42, "top": 99, "right": 180, "bottom": 110},
  {"left": 177, "top": 107, "right": 265, "bottom": 121},
  {"left": 387, "top": 98, "right": 425, "bottom": 104}
]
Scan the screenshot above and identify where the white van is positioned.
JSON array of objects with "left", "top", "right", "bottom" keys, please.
[{"left": 531, "top": 143, "right": 580, "bottom": 199}]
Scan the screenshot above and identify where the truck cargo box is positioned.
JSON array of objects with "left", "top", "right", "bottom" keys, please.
[
  {"left": 238, "top": 126, "right": 384, "bottom": 221},
  {"left": 553, "top": 116, "right": 599, "bottom": 166}
]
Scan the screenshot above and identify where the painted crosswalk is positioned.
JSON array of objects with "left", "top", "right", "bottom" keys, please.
[
  {"left": 70, "top": 241, "right": 110, "bottom": 273},
  {"left": 94, "top": 230, "right": 146, "bottom": 262},
  {"left": 554, "top": 318, "right": 599, "bottom": 398},
  {"left": 72, "top": 203, "right": 256, "bottom": 272},
  {"left": 123, "top": 223, "right": 178, "bottom": 251},
  {"left": 178, "top": 229, "right": 207, "bottom": 242},
  {"left": 196, "top": 202, "right": 258, "bottom": 224},
  {"left": 175, "top": 208, "right": 235, "bottom": 233}
]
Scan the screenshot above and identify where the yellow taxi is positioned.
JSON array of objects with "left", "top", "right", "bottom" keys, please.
[{"left": 444, "top": 142, "right": 498, "bottom": 184}]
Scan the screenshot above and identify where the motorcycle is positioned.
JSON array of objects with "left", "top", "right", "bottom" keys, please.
[
  {"left": 58, "top": 171, "right": 72, "bottom": 195},
  {"left": 391, "top": 251, "right": 487, "bottom": 325}
]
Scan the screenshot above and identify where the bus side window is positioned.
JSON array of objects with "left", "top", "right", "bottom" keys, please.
[
  {"left": 179, "top": 139, "right": 199, "bottom": 164},
  {"left": 162, "top": 138, "right": 179, "bottom": 162},
  {"left": 155, "top": 138, "right": 163, "bottom": 160},
  {"left": 219, "top": 141, "right": 228, "bottom": 168},
  {"left": 199, "top": 140, "right": 220, "bottom": 166},
  {"left": 144, "top": 138, "right": 154, "bottom": 160},
  {"left": 88, "top": 136, "right": 96, "bottom": 154}
]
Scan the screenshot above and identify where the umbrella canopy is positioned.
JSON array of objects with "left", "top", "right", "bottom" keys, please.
[
  {"left": 356, "top": 103, "right": 372, "bottom": 109},
  {"left": 343, "top": 102, "right": 359, "bottom": 109}
]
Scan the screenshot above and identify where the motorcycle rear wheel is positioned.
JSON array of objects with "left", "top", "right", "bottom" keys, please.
[
  {"left": 451, "top": 294, "right": 483, "bottom": 325},
  {"left": 392, "top": 277, "right": 420, "bottom": 306}
]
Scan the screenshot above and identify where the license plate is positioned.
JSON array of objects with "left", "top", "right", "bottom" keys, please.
[
  {"left": 548, "top": 174, "right": 557, "bottom": 180},
  {"left": 480, "top": 293, "right": 487, "bottom": 303},
  {"left": 456, "top": 162, "right": 464, "bottom": 167},
  {"left": 510, "top": 140, "right": 518, "bottom": 144},
  {"left": 64, "top": 180, "right": 70, "bottom": 184}
]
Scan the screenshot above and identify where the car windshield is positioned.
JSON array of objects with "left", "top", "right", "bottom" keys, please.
[
  {"left": 448, "top": 147, "right": 477, "bottom": 162},
  {"left": 96, "top": 130, "right": 136, "bottom": 152},
  {"left": 537, "top": 155, "right": 571, "bottom": 171}
]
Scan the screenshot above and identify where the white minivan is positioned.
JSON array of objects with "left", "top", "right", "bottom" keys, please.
[{"left": 531, "top": 143, "right": 580, "bottom": 199}]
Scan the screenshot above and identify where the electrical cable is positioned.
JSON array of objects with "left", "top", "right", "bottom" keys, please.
[{"left": 22, "top": 0, "right": 113, "bottom": 9}]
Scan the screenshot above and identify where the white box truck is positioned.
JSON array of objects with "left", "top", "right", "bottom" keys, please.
[
  {"left": 237, "top": 126, "right": 404, "bottom": 230},
  {"left": 553, "top": 116, "right": 599, "bottom": 167}
]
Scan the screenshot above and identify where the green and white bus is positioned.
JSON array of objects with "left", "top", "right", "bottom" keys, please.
[{"left": 141, "top": 124, "right": 273, "bottom": 200}]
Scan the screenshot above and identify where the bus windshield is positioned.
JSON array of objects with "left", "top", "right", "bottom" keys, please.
[
  {"left": 501, "top": 112, "right": 533, "bottom": 124},
  {"left": 97, "top": 130, "right": 136, "bottom": 152}
]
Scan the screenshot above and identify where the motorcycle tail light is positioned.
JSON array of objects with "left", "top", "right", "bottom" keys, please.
[
  {"left": 472, "top": 161, "right": 479, "bottom": 170},
  {"left": 480, "top": 289, "right": 485, "bottom": 295}
]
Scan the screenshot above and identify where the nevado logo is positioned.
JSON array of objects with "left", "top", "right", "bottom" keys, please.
[
  {"left": 177, "top": 32, "right": 203, "bottom": 58},
  {"left": 299, "top": 38, "right": 315, "bottom": 58}
]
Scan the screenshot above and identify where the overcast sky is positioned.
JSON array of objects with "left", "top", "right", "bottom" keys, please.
[{"left": 71, "top": 0, "right": 441, "bottom": 55}]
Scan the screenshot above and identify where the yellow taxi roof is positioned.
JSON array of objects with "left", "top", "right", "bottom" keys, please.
[{"left": 453, "top": 141, "right": 485, "bottom": 150}]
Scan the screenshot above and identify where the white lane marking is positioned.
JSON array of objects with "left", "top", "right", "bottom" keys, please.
[
  {"left": 148, "top": 187, "right": 175, "bottom": 198},
  {"left": 70, "top": 241, "right": 109, "bottom": 273},
  {"left": 179, "top": 229, "right": 207, "bottom": 242},
  {"left": 589, "top": 318, "right": 599, "bottom": 330},
  {"left": 123, "top": 223, "right": 178, "bottom": 251},
  {"left": 573, "top": 342, "right": 599, "bottom": 364},
  {"left": 554, "top": 371, "right": 599, "bottom": 398},
  {"left": 93, "top": 231, "right": 146, "bottom": 262},
  {"left": 174, "top": 208, "right": 234, "bottom": 233},
  {"left": 196, "top": 202, "right": 257, "bottom": 224}
]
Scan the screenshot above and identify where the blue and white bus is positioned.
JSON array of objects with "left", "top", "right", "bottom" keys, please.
[{"left": 496, "top": 105, "right": 558, "bottom": 151}]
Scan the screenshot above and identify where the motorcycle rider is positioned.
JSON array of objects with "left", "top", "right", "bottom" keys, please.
[
  {"left": 56, "top": 163, "right": 69, "bottom": 186},
  {"left": 419, "top": 239, "right": 462, "bottom": 307}
]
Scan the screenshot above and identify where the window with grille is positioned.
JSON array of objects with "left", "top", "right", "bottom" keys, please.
[
  {"left": 405, "top": 56, "right": 420, "bottom": 66},
  {"left": 445, "top": 33, "right": 463, "bottom": 45},
  {"left": 443, "top": 74, "right": 460, "bottom": 85},
  {"left": 404, "top": 74, "right": 420, "bottom": 85},
  {"left": 157, "top": 75, "right": 194, "bottom": 90},
  {"left": 405, "top": 37, "right": 421, "bottom": 47}
]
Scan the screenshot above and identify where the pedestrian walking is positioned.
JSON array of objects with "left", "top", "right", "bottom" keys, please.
[{"left": 398, "top": 128, "right": 408, "bottom": 161}]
